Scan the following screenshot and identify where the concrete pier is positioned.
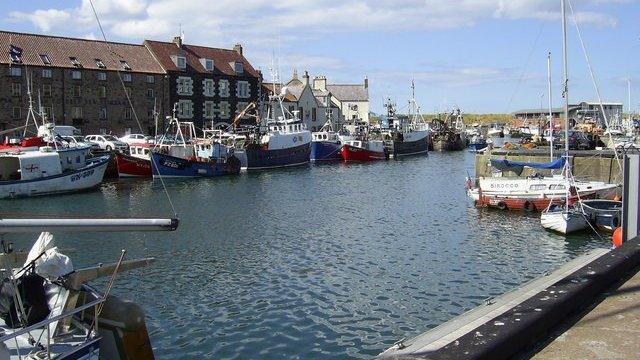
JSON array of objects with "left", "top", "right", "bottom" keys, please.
[
  {"left": 475, "top": 149, "right": 625, "bottom": 183},
  {"left": 533, "top": 266, "right": 640, "bottom": 359},
  {"left": 377, "top": 236, "right": 640, "bottom": 359}
]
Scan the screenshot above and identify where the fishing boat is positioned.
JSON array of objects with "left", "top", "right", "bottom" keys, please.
[
  {"left": 234, "top": 75, "right": 312, "bottom": 170},
  {"left": 151, "top": 117, "right": 240, "bottom": 178},
  {"left": 115, "top": 142, "right": 153, "bottom": 178},
  {"left": 310, "top": 119, "right": 345, "bottom": 162},
  {"left": 430, "top": 108, "right": 467, "bottom": 151},
  {"left": 468, "top": 135, "right": 488, "bottom": 152},
  {"left": 381, "top": 83, "right": 430, "bottom": 158},
  {"left": 487, "top": 124, "right": 504, "bottom": 137},
  {"left": 340, "top": 139, "right": 388, "bottom": 162},
  {"left": 0, "top": 215, "right": 178, "bottom": 359},
  {"left": 0, "top": 146, "right": 109, "bottom": 198}
]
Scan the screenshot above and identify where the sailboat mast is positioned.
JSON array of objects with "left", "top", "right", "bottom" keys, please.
[
  {"left": 561, "top": 0, "right": 569, "bottom": 158},
  {"left": 547, "top": 51, "right": 553, "bottom": 160}
]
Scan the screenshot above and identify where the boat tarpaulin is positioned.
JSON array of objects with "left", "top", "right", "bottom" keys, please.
[{"left": 490, "top": 158, "right": 565, "bottom": 176}]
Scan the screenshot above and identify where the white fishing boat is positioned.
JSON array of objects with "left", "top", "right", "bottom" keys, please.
[{"left": 0, "top": 147, "right": 108, "bottom": 198}]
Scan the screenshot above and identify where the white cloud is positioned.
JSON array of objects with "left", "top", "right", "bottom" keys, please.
[{"left": 9, "top": 9, "right": 72, "bottom": 32}]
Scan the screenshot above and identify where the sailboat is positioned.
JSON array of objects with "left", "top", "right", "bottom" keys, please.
[{"left": 540, "top": 0, "right": 590, "bottom": 234}]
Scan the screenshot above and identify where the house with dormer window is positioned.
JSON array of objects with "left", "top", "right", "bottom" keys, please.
[{"left": 144, "top": 37, "right": 261, "bottom": 128}]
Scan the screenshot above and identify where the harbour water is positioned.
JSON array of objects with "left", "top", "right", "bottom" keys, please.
[{"left": 6, "top": 150, "right": 606, "bottom": 359}]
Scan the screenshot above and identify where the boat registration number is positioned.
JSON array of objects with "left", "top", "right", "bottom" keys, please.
[{"left": 70, "top": 169, "right": 95, "bottom": 182}]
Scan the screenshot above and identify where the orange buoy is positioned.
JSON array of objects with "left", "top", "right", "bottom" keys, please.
[{"left": 612, "top": 227, "right": 623, "bottom": 248}]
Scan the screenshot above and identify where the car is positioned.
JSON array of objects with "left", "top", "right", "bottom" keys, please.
[
  {"left": 84, "top": 134, "right": 129, "bottom": 152},
  {"left": 119, "top": 133, "right": 152, "bottom": 145},
  {"left": 61, "top": 135, "right": 100, "bottom": 150}
]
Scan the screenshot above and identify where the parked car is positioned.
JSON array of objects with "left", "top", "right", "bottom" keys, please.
[
  {"left": 84, "top": 134, "right": 128, "bottom": 152},
  {"left": 61, "top": 135, "right": 100, "bottom": 150},
  {"left": 119, "top": 133, "right": 152, "bottom": 145}
]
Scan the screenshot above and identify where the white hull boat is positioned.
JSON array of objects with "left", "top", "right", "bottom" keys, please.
[
  {"left": 0, "top": 150, "right": 109, "bottom": 198},
  {"left": 541, "top": 208, "right": 589, "bottom": 234}
]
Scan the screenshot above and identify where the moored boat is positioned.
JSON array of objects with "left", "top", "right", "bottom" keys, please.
[
  {"left": 381, "top": 85, "right": 430, "bottom": 158},
  {"left": 540, "top": 205, "right": 589, "bottom": 234},
  {"left": 115, "top": 143, "right": 153, "bottom": 178},
  {"left": 340, "top": 139, "right": 388, "bottom": 162},
  {"left": 311, "top": 131, "right": 342, "bottom": 161},
  {"left": 580, "top": 199, "right": 622, "bottom": 232}
]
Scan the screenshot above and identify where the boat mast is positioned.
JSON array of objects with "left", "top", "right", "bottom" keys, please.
[
  {"left": 561, "top": 0, "right": 570, "bottom": 206},
  {"left": 548, "top": 51, "right": 554, "bottom": 160}
]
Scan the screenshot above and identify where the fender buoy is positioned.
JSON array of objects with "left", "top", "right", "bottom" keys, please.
[
  {"left": 524, "top": 201, "right": 537, "bottom": 212},
  {"left": 497, "top": 201, "right": 507, "bottom": 211},
  {"left": 612, "top": 227, "right": 623, "bottom": 248}
]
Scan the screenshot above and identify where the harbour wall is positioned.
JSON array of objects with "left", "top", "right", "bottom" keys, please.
[{"left": 475, "top": 149, "right": 624, "bottom": 184}]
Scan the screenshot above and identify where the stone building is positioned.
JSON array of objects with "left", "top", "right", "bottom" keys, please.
[
  {"left": 0, "top": 30, "right": 166, "bottom": 135},
  {"left": 312, "top": 75, "right": 369, "bottom": 124},
  {"left": 513, "top": 101, "right": 624, "bottom": 126},
  {"left": 144, "top": 37, "right": 261, "bottom": 129}
]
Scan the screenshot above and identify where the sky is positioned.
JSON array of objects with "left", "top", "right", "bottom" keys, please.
[{"left": 1, "top": 0, "right": 638, "bottom": 114}]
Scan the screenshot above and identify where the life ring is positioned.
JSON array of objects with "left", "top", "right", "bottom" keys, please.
[
  {"left": 524, "top": 201, "right": 537, "bottom": 212},
  {"left": 497, "top": 201, "right": 507, "bottom": 211}
]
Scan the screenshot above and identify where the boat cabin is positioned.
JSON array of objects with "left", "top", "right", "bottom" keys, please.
[
  {"left": 268, "top": 123, "right": 306, "bottom": 134},
  {"left": 0, "top": 151, "right": 61, "bottom": 181},
  {"left": 129, "top": 143, "right": 152, "bottom": 160},
  {"left": 344, "top": 140, "right": 384, "bottom": 153},
  {"left": 312, "top": 132, "right": 340, "bottom": 142}
]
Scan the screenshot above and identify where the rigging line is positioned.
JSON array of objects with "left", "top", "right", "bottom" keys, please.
[
  {"left": 566, "top": 0, "right": 622, "bottom": 176},
  {"left": 504, "top": 22, "right": 546, "bottom": 114},
  {"left": 88, "top": 0, "right": 144, "bottom": 135},
  {"left": 88, "top": 0, "right": 177, "bottom": 217}
]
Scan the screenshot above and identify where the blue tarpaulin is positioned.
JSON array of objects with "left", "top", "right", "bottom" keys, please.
[{"left": 490, "top": 158, "right": 565, "bottom": 176}]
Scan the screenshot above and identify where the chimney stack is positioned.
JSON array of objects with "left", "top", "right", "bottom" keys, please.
[
  {"left": 364, "top": 75, "right": 368, "bottom": 89},
  {"left": 303, "top": 71, "right": 310, "bottom": 86},
  {"left": 234, "top": 43, "right": 243, "bottom": 56},
  {"left": 172, "top": 36, "right": 182, "bottom": 47},
  {"left": 313, "top": 75, "right": 327, "bottom": 91}
]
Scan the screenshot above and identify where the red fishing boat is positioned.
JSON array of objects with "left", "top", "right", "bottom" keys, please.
[
  {"left": 115, "top": 143, "right": 152, "bottom": 177},
  {"left": 340, "top": 140, "right": 388, "bottom": 162}
]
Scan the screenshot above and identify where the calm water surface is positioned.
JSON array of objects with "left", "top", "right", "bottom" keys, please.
[{"left": 6, "top": 150, "right": 607, "bottom": 359}]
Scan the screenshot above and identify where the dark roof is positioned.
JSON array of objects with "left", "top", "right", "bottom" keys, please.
[
  {"left": 326, "top": 84, "right": 368, "bottom": 101},
  {"left": 0, "top": 30, "right": 164, "bottom": 73},
  {"left": 513, "top": 105, "right": 580, "bottom": 115},
  {"left": 144, "top": 40, "right": 259, "bottom": 77}
]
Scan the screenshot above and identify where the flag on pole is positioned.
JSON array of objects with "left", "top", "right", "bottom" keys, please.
[{"left": 9, "top": 44, "right": 23, "bottom": 62}]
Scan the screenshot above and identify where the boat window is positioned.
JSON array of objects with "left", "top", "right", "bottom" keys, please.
[
  {"left": 529, "top": 184, "right": 546, "bottom": 191},
  {"left": 549, "top": 184, "right": 565, "bottom": 190},
  {"left": 144, "top": 149, "right": 149, "bottom": 155}
]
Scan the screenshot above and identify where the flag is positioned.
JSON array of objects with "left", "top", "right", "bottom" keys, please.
[{"left": 9, "top": 44, "right": 23, "bottom": 57}]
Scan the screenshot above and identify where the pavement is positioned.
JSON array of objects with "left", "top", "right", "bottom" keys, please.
[{"left": 533, "top": 267, "right": 640, "bottom": 360}]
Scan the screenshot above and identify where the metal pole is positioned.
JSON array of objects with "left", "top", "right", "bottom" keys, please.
[{"left": 548, "top": 51, "right": 554, "bottom": 160}]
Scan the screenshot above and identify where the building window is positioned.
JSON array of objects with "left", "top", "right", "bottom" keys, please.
[
  {"left": 12, "top": 107, "right": 21, "bottom": 119},
  {"left": 147, "top": 88, "right": 154, "bottom": 98},
  {"left": 120, "top": 60, "right": 131, "bottom": 71},
  {"left": 71, "top": 70, "right": 82, "bottom": 80},
  {"left": 203, "top": 101, "right": 215, "bottom": 118},
  {"left": 95, "top": 59, "right": 106, "bottom": 68},
  {"left": 236, "top": 81, "right": 250, "bottom": 98},
  {"left": 219, "top": 101, "right": 230, "bottom": 119},
  {"left": 218, "top": 79, "right": 230, "bottom": 98},
  {"left": 11, "top": 83, "right": 21, "bottom": 96},
  {"left": 312, "top": 108, "right": 317, "bottom": 122},
  {"left": 42, "top": 69, "right": 52, "bottom": 78},
  {"left": 73, "top": 85, "right": 81, "bottom": 97},
  {"left": 177, "top": 100, "right": 193, "bottom": 119},
  {"left": 9, "top": 67, "right": 21, "bottom": 77},
  {"left": 200, "top": 58, "right": 214, "bottom": 71},
  {"left": 203, "top": 79, "right": 215, "bottom": 97},
  {"left": 232, "top": 61, "right": 244, "bottom": 74},
  {"left": 122, "top": 73, "right": 132, "bottom": 82},
  {"left": 72, "top": 107, "right": 82, "bottom": 118},
  {"left": 124, "top": 107, "right": 132, "bottom": 119},
  {"left": 40, "top": 54, "right": 51, "bottom": 65},
  {"left": 99, "top": 108, "right": 107, "bottom": 119},
  {"left": 176, "top": 76, "right": 194, "bottom": 96},
  {"left": 98, "top": 86, "right": 106, "bottom": 98},
  {"left": 173, "top": 55, "right": 186, "bottom": 69},
  {"left": 43, "top": 84, "right": 52, "bottom": 97},
  {"left": 146, "top": 75, "right": 155, "bottom": 83},
  {"left": 98, "top": 72, "right": 106, "bottom": 81},
  {"left": 69, "top": 57, "right": 82, "bottom": 67}
]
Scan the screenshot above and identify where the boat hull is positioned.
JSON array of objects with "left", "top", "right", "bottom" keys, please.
[
  {"left": 581, "top": 199, "right": 622, "bottom": 232},
  {"left": 115, "top": 153, "right": 152, "bottom": 178},
  {"left": 311, "top": 141, "right": 342, "bottom": 161},
  {"left": 390, "top": 136, "right": 429, "bottom": 158},
  {"left": 474, "top": 191, "right": 597, "bottom": 212},
  {"left": 151, "top": 152, "right": 240, "bottom": 178},
  {"left": 541, "top": 210, "right": 589, "bottom": 234},
  {"left": 340, "top": 144, "right": 387, "bottom": 162},
  {"left": 244, "top": 142, "right": 311, "bottom": 170},
  {"left": 432, "top": 136, "right": 466, "bottom": 151},
  {"left": 0, "top": 156, "right": 109, "bottom": 198}
]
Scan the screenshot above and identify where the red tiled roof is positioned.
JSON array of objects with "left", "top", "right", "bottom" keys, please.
[
  {"left": 0, "top": 30, "right": 164, "bottom": 74},
  {"left": 144, "top": 40, "right": 260, "bottom": 77}
]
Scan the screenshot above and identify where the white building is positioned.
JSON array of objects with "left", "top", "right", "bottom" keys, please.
[{"left": 312, "top": 75, "right": 369, "bottom": 125}]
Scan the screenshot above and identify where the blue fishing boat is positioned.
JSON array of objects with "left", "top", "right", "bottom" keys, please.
[
  {"left": 311, "top": 120, "right": 344, "bottom": 161},
  {"left": 468, "top": 135, "right": 488, "bottom": 152}
]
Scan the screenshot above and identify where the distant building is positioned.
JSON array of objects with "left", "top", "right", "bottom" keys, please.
[
  {"left": 513, "top": 101, "right": 623, "bottom": 127},
  {"left": 144, "top": 38, "right": 261, "bottom": 129},
  {"left": 312, "top": 75, "right": 369, "bottom": 124},
  {"left": 0, "top": 30, "right": 166, "bottom": 135}
]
